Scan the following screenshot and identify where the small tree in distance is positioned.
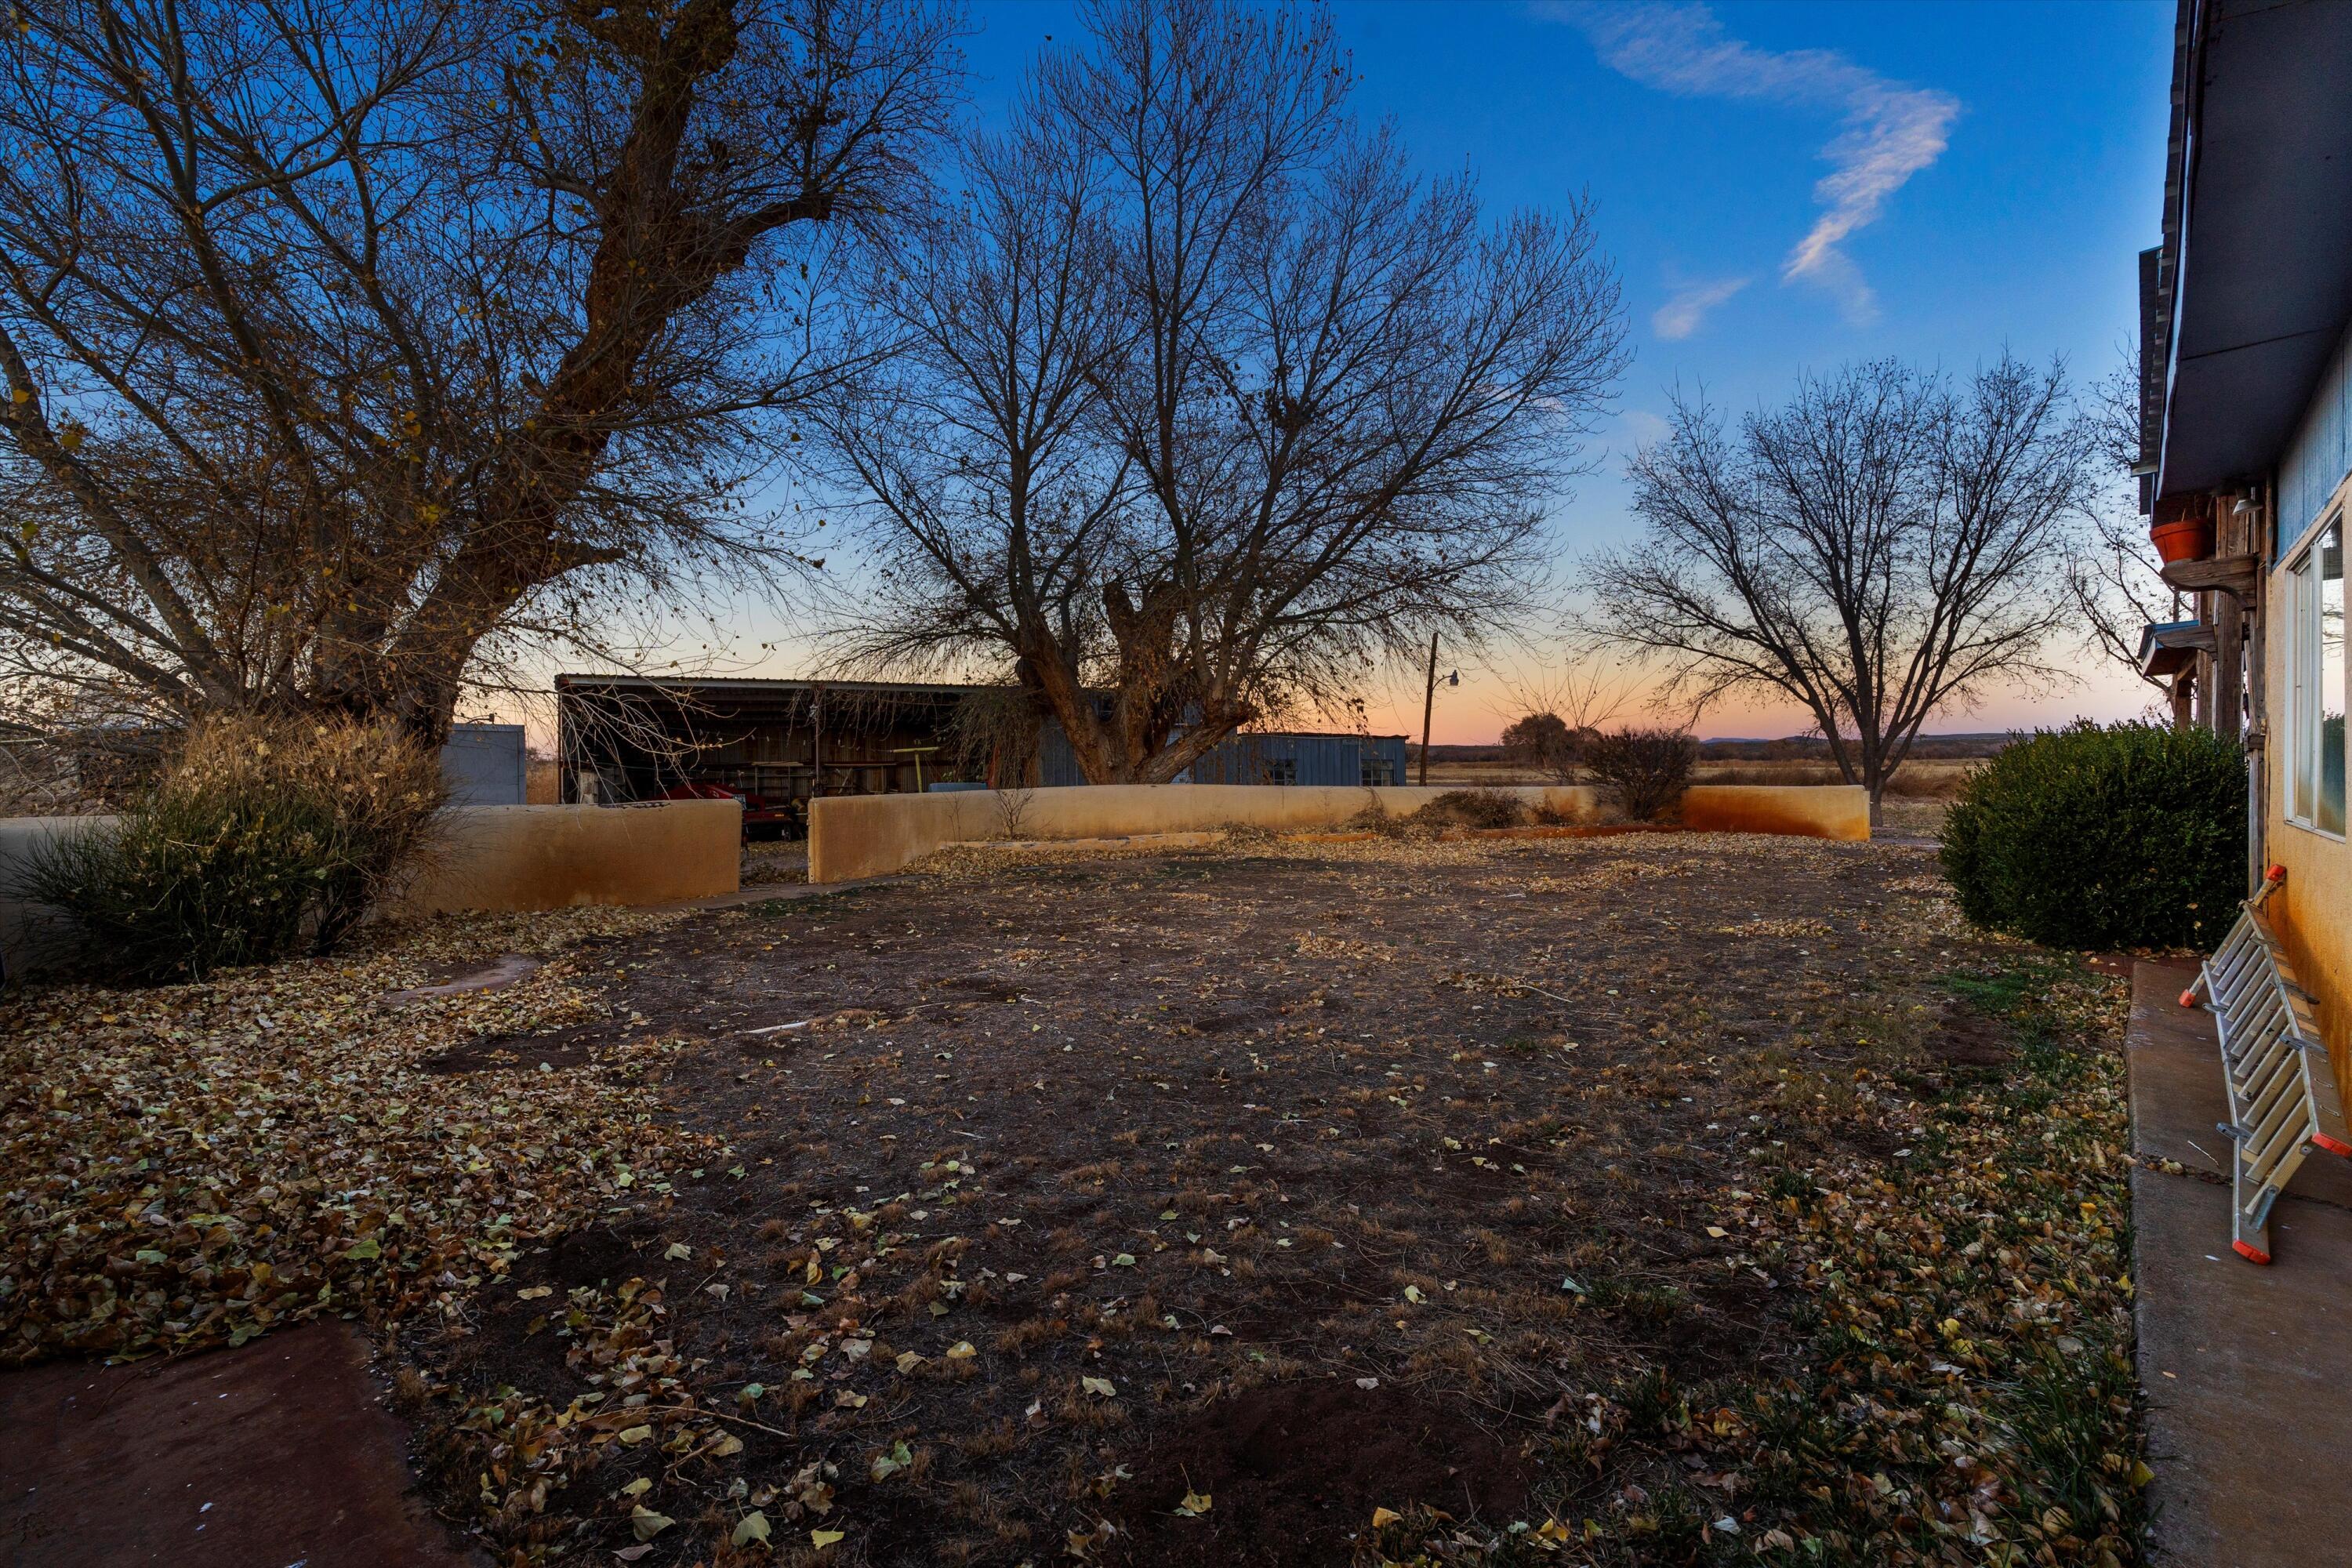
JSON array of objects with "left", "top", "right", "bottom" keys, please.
[
  {"left": 1498, "top": 664, "right": 1633, "bottom": 779},
  {"left": 1501, "top": 712, "right": 1581, "bottom": 779},
  {"left": 1580, "top": 356, "right": 2100, "bottom": 826}
]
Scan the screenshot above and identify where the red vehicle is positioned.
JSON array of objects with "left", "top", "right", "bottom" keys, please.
[{"left": 658, "top": 779, "right": 800, "bottom": 840}]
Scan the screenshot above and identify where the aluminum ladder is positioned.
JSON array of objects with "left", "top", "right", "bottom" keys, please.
[{"left": 2183, "top": 873, "right": 2351, "bottom": 1264}]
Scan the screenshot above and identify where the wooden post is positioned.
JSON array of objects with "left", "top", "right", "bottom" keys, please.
[
  {"left": 2194, "top": 590, "right": 2214, "bottom": 731},
  {"left": 1417, "top": 632, "right": 1439, "bottom": 786},
  {"left": 2215, "top": 586, "right": 2245, "bottom": 741}
]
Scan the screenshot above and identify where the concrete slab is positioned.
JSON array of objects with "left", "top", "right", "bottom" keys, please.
[
  {"left": 2126, "top": 960, "right": 2352, "bottom": 1566},
  {"left": 2128, "top": 960, "right": 2352, "bottom": 1207},
  {"left": 662, "top": 873, "right": 907, "bottom": 913},
  {"left": 0, "top": 1323, "right": 479, "bottom": 1568}
]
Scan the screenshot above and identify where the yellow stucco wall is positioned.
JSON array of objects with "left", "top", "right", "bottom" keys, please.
[
  {"left": 808, "top": 782, "right": 1867, "bottom": 884},
  {"left": 396, "top": 800, "right": 742, "bottom": 914},
  {"left": 2261, "top": 568, "right": 2352, "bottom": 1103}
]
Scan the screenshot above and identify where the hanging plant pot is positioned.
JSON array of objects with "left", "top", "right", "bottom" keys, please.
[{"left": 2151, "top": 514, "right": 2215, "bottom": 564}]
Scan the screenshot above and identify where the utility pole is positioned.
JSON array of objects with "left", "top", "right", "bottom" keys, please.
[
  {"left": 809, "top": 684, "right": 825, "bottom": 800},
  {"left": 1417, "top": 632, "right": 1439, "bottom": 786}
]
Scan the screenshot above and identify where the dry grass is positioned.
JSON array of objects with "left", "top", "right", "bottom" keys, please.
[{"left": 1425, "top": 755, "right": 1984, "bottom": 798}]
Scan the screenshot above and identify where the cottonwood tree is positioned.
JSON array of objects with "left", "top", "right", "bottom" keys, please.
[
  {"left": 815, "top": 0, "right": 1625, "bottom": 783},
  {"left": 0, "top": 0, "right": 956, "bottom": 747},
  {"left": 1582, "top": 356, "right": 2098, "bottom": 822}
]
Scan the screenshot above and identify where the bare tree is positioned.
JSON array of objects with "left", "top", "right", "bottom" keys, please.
[
  {"left": 2066, "top": 351, "right": 2178, "bottom": 700},
  {"left": 1496, "top": 662, "right": 1633, "bottom": 779},
  {"left": 1582, "top": 356, "right": 2097, "bottom": 823},
  {"left": 815, "top": 0, "right": 1626, "bottom": 784},
  {"left": 0, "top": 0, "right": 957, "bottom": 746}
]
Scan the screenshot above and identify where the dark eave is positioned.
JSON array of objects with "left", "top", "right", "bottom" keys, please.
[
  {"left": 2138, "top": 617, "right": 2217, "bottom": 678},
  {"left": 2155, "top": 0, "right": 2352, "bottom": 499}
]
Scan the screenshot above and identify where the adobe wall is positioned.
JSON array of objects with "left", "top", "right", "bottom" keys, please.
[
  {"left": 0, "top": 800, "right": 742, "bottom": 978},
  {"left": 808, "top": 782, "right": 1868, "bottom": 884},
  {"left": 395, "top": 800, "right": 742, "bottom": 916}
]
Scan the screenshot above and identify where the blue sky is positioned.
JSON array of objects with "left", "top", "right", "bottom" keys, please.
[{"left": 625, "top": 1, "right": 2180, "bottom": 745}]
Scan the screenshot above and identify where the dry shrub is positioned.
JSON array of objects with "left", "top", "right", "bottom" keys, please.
[
  {"left": 1343, "top": 795, "right": 1407, "bottom": 836},
  {"left": 1584, "top": 727, "right": 1697, "bottom": 822},
  {"left": 24, "top": 713, "right": 445, "bottom": 982},
  {"left": 1882, "top": 760, "right": 1982, "bottom": 799},
  {"left": 1410, "top": 788, "right": 1530, "bottom": 829},
  {"left": 1698, "top": 762, "right": 1845, "bottom": 787},
  {"left": 1697, "top": 759, "right": 1979, "bottom": 797}
]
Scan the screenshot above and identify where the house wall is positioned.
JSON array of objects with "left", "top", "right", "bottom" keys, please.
[
  {"left": 2269, "top": 365, "right": 2352, "bottom": 1099},
  {"left": 807, "top": 782, "right": 1870, "bottom": 884},
  {"left": 2278, "top": 319, "right": 2352, "bottom": 556}
]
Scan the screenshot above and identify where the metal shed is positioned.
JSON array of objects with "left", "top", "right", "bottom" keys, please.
[
  {"left": 1037, "top": 725, "right": 1406, "bottom": 788},
  {"left": 439, "top": 723, "right": 528, "bottom": 806}
]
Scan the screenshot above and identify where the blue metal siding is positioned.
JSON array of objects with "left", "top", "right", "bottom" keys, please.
[
  {"left": 1037, "top": 723, "right": 1087, "bottom": 788},
  {"left": 2280, "top": 317, "right": 2352, "bottom": 557},
  {"left": 1033, "top": 724, "right": 1406, "bottom": 787},
  {"left": 441, "top": 723, "right": 528, "bottom": 806}
]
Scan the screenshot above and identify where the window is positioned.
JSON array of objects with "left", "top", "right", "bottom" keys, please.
[
  {"left": 1259, "top": 757, "right": 1297, "bottom": 786},
  {"left": 1360, "top": 757, "right": 1394, "bottom": 787},
  {"left": 2289, "top": 517, "right": 2346, "bottom": 835}
]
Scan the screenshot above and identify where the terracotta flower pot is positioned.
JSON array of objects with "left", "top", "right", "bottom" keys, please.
[{"left": 2150, "top": 515, "right": 2214, "bottom": 564}]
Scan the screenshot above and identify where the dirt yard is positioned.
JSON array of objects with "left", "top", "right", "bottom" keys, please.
[
  {"left": 414, "top": 832, "right": 2134, "bottom": 1566},
  {"left": 4, "top": 828, "right": 2142, "bottom": 1568}
]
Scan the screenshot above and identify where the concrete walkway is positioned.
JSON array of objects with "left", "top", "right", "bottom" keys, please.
[
  {"left": 1, "top": 1323, "right": 478, "bottom": 1567},
  {"left": 2125, "top": 960, "right": 2352, "bottom": 1566}
]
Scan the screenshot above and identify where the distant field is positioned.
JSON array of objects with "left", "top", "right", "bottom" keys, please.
[{"left": 1418, "top": 754, "right": 1982, "bottom": 800}]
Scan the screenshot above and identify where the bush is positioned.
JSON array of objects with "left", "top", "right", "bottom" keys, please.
[
  {"left": 25, "top": 714, "right": 446, "bottom": 982},
  {"left": 1939, "top": 721, "right": 2245, "bottom": 951},
  {"left": 1585, "top": 727, "right": 1697, "bottom": 822},
  {"left": 1411, "top": 788, "right": 1530, "bottom": 829}
]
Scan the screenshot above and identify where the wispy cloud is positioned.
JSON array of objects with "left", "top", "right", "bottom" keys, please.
[
  {"left": 1542, "top": 1, "right": 1958, "bottom": 321},
  {"left": 1652, "top": 275, "right": 1748, "bottom": 339},
  {"left": 1617, "top": 408, "right": 1673, "bottom": 451}
]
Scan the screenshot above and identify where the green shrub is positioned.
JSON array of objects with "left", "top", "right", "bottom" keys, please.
[
  {"left": 1940, "top": 721, "right": 2245, "bottom": 951},
  {"left": 1584, "top": 726, "right": 1697, "bottom": 822},
  {"left": 24, "top": 715, "right": 445, "bottom": 982}
]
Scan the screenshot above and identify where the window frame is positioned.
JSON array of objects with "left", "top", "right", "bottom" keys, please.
[{"left": 2285, "top": 508, "right": 2347, "bottom": 840}]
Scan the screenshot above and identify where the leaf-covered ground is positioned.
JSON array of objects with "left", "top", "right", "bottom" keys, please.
[
  {"left": 1, "top": 830, "right": 2143, "bottom": 1567},
  {"left": 0, "top": 907, "right": 715, "bottom": 1364}
]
